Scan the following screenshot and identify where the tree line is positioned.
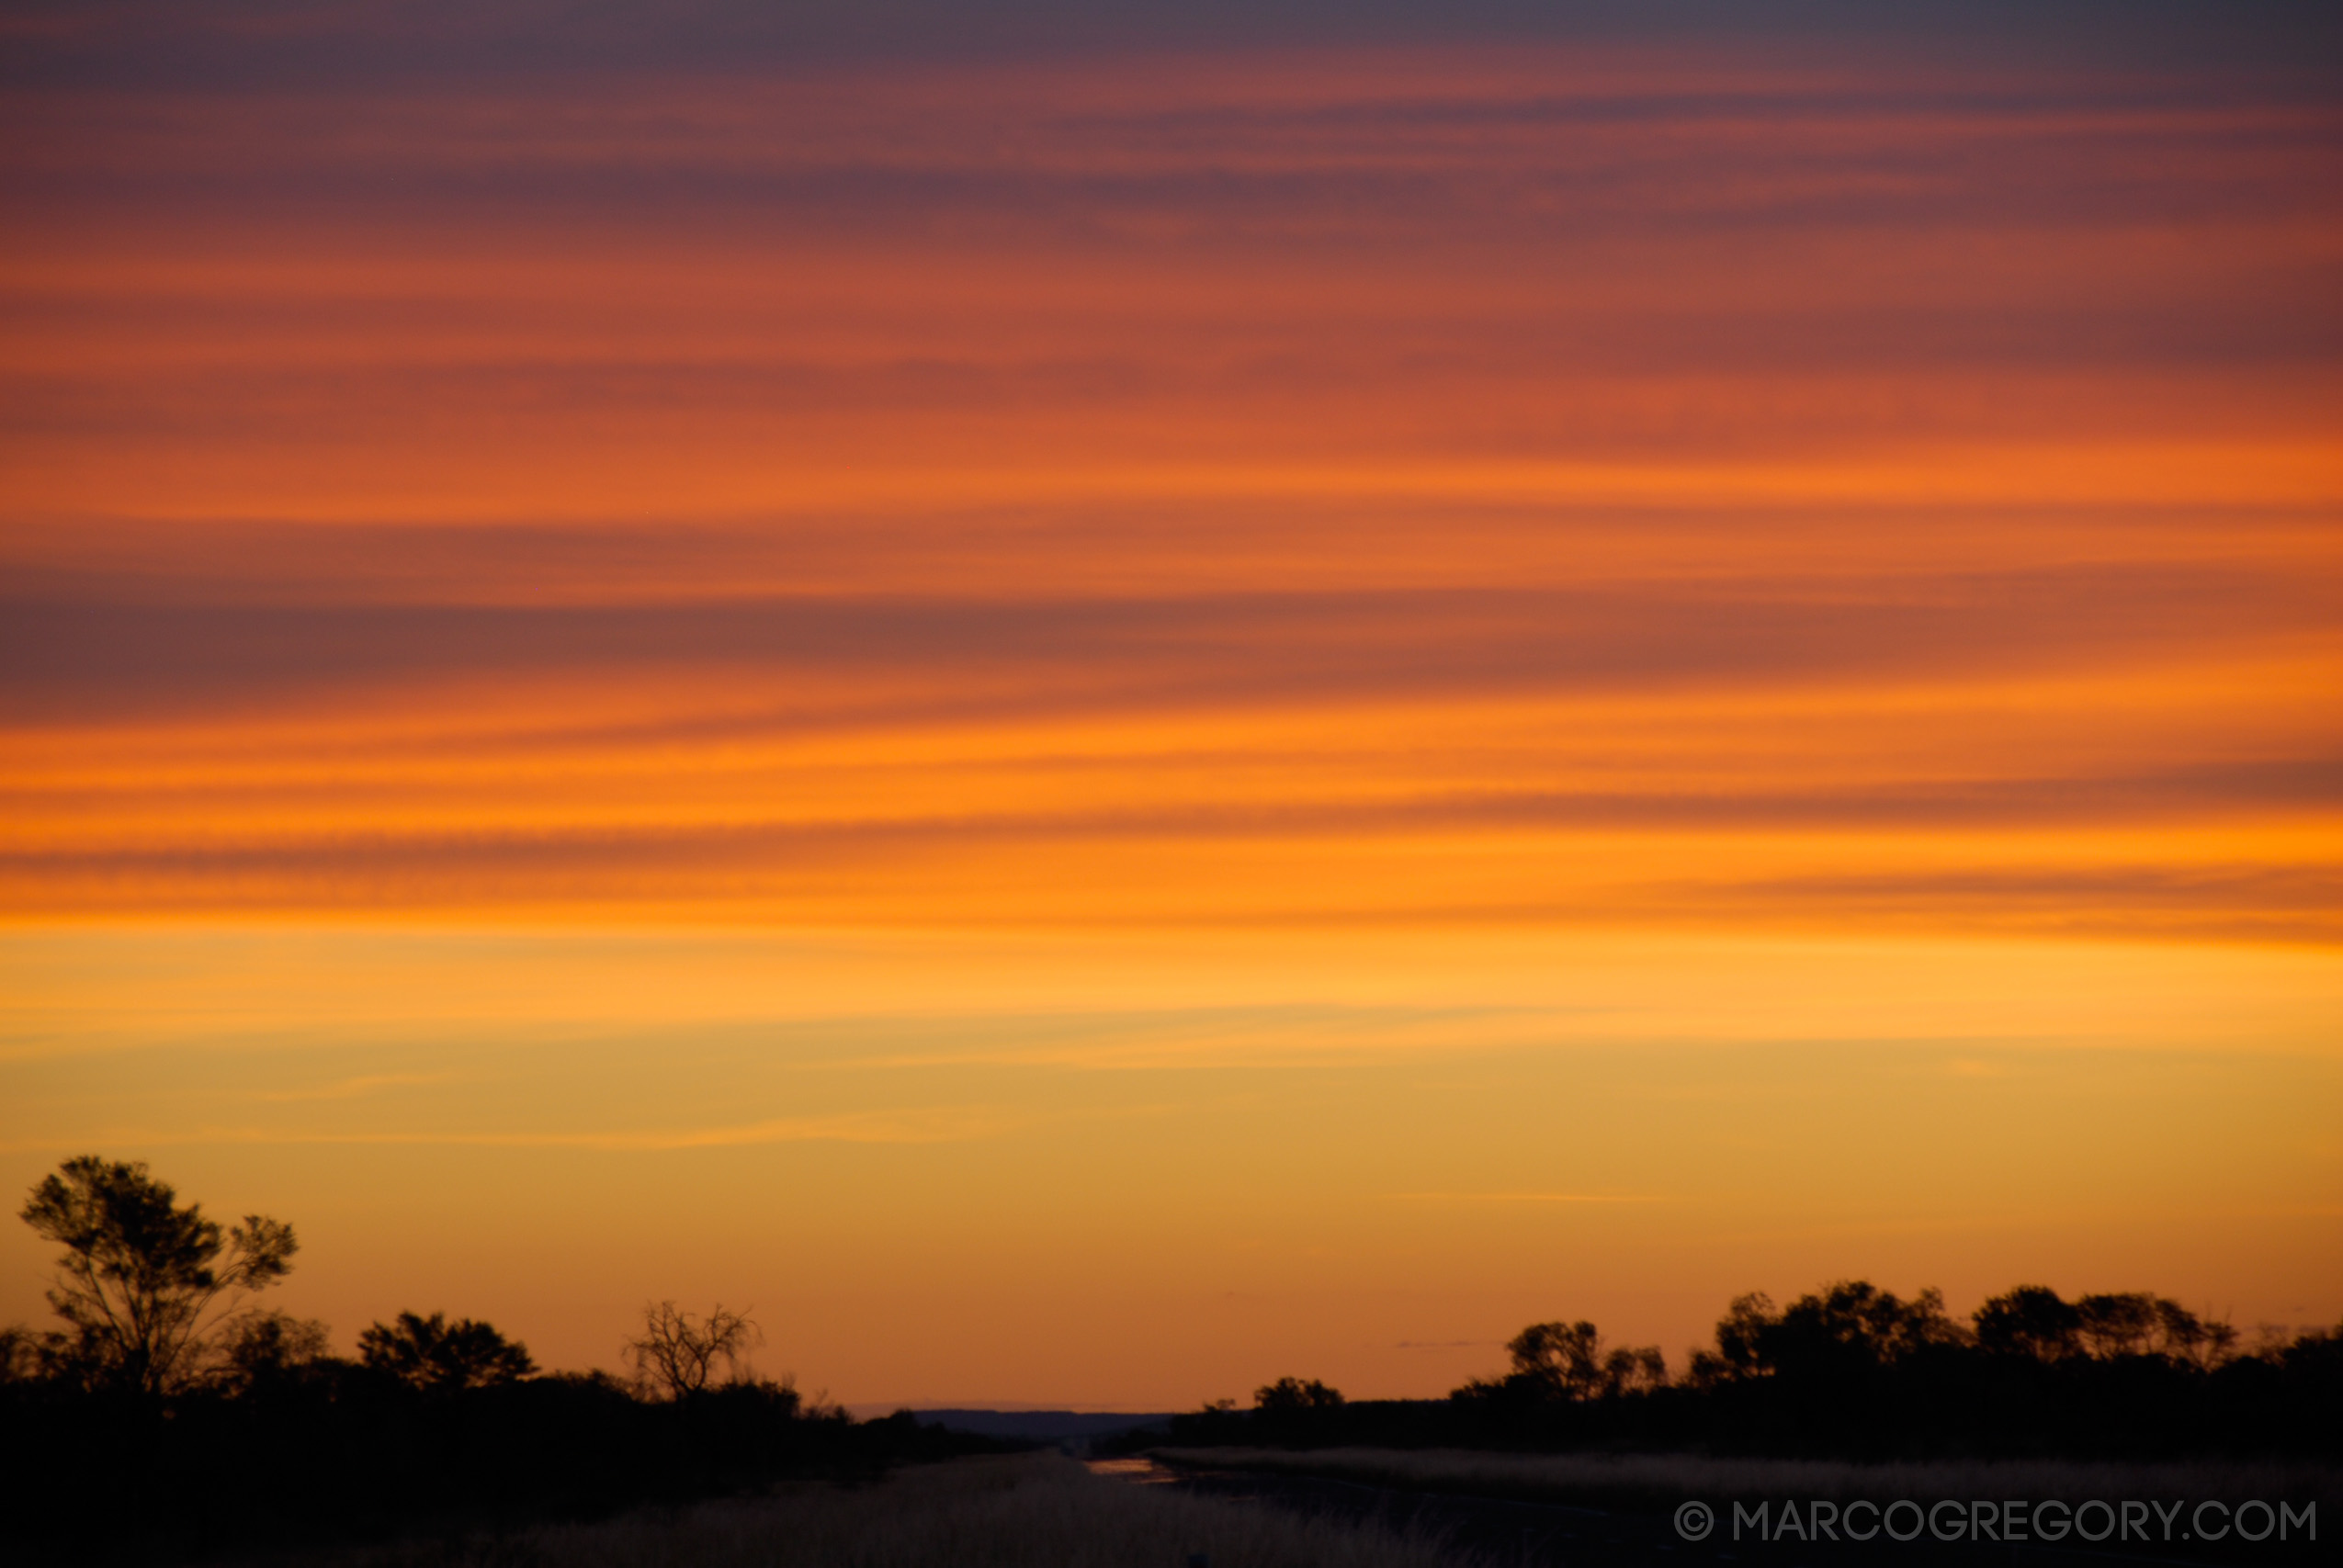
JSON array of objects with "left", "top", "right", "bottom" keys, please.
[
  {"left": 2, "top": 1156, "right": 779, "bottom": 1404},
  {"left": 1176, "top": 1280, "right": 2342, "bottom": 1458},
  {"left": 0, "top": 1157, "right": 990, "bottom": 1562}
]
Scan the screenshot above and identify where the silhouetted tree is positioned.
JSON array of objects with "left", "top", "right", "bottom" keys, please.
[
  {"left": 17, "top": 1155, "right": 296, "bottom": 1397},
  {"left": 358, "top": 1311, "right": 535, "bottom": 1393},
  {"left": 0, "top": 1322, "right": 39, "bottom": 1383},
  {"left": 2076, "top": 1292, "right": 2158, "bottom": 1358},
  {"left": 1463, "top": 1321, "right": 1668, "bottom": 1403},
  {"left": 1757, "top": 1281, "right": 1963, "bottom": 1381},
  {"left": 2280, "top": 1317, "right": 2343, "bottom": 1384},
  {"left": 1710, "top": 1291, "right": 1776, "bottom": 1379},
  {"left": 1680, "top": 1282, "right": 1965, "bottom": 1404},
  {"left": 1253, "top": 1376, "right": 1344, "bottom": 1413},
  {"left": 1971, "top": 1284, "right": 2235, "bottom": 1369},
  {"left": 1422, "top": 1282, "right": 2336, "bottom": 1458},
  {"left": 211, "top": 1307, "right": 334, "bottom": 1395},
  {"left": 2050, "top": 1291, "right": 2235, "bottom": 1365},
  {"left": 1505, "top": 1320, "right": 1606, "bottom": 1399},
  {"left": 2152, "top": 1298, "right": 2237, "bottom": 1369},
  {"left": 623, "top": 1301, "right": 761, "bottom": 1399},
  {"left": 1975, "top": 1284, "right": 2083, "bottom": 1360},
  {"left": 1602, "top": 1344, "right": 1669, "bottom": 1394}
]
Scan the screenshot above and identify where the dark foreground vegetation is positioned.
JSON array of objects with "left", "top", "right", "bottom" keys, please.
[
  {"left": 1165, "top": 1282, "right": 2343, "bottom": 1461},
  {"left": 0, "top": 1157, "right": 993, "bottom": 1562}
]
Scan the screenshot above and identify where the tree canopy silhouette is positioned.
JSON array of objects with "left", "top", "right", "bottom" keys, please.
[
  {"left": 17, "top": 1155, "right": 296, "bottom": 1397},
  {"left": 357, "top": 1311, "right": 535, "bottom": 1393}
]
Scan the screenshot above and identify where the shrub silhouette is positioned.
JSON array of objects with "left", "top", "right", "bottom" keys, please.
[
  {"left": 358, "top": 1310, "right": 536, "bottom": 1393},
  {"left": 1254, "top": 1376, "right": 1344, "bottom": 1414}
]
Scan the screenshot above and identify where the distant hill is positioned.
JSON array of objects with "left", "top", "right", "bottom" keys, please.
[{"left": 895, "top": 1409, "right": 1178, "bottom": 1443}]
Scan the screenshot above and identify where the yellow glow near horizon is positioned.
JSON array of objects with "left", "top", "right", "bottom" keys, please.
[{"left": 5, "top": 925, "right": 2337, "bottom": 1401}]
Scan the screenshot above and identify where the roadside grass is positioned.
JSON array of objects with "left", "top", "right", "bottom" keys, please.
[
  {"left": 296, "top": 1452, "right": 1471, "bottom": 1568},
  {"left": 1148, "top": 1447, "right": 2338, "bottom": 1520}
]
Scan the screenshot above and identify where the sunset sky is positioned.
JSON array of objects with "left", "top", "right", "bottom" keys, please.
[{"left": 3, "top": 2, "right": 2339, "bottom": 1408}]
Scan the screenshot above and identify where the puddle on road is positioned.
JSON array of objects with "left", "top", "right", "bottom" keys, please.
[{"left": 1085, "top": 1457, "right": 1183, "bottom": 1484}]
